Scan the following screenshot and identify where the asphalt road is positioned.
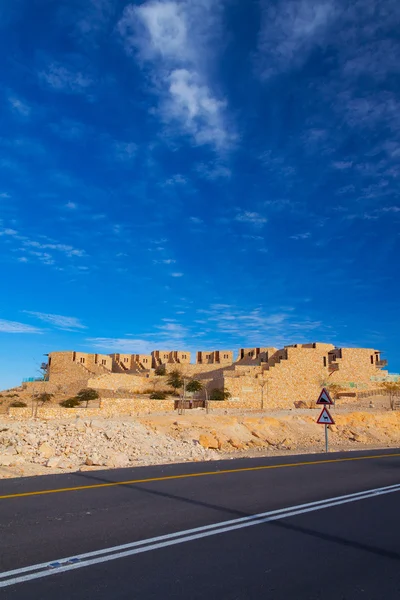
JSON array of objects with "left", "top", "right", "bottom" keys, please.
[{"left": 1, "top": 448, "right": 400, "bottom": 599}]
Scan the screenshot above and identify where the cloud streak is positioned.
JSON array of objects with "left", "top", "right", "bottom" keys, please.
[
  {"left": 0, "top": 319, "right": 42, "bottom": 334},
  {"left": 118, "top": 0, "right": 235, "bottom": 150},
  {"left": 24, "top": 312, "right": 87, "bottom": 330}
]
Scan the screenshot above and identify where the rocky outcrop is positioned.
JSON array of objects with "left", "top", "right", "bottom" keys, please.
[
  {"left": 1, "top": 409, "right": 400, "bottom": 479},
  {"left": 0, "top": 417, "right": 216, "bottom": 477}
]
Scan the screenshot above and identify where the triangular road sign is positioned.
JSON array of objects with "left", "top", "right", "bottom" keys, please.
[
  {"left": 317, "top": 407, "right": 335, "bottom": 425},
  {"left": 317, "top": 387, "right": 333, "bottom": 405}
]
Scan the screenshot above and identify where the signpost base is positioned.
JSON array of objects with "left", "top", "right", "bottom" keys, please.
[{"left": 325, "top": 424, "right": 328, "bottom": 453}]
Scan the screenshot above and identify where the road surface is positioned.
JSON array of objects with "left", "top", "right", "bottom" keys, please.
[{"left": 1, "top": 448, "right": 400, "bottom": 599}]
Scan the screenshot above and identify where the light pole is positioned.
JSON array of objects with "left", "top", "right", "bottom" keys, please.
[
  {"left": 259, "top": 378, "right": 267, "bottom": 410},
  {"left": 204, "top": 386, "right": 209, "bottom": 414}
]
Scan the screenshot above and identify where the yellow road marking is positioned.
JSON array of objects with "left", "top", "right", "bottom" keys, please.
[{"left": 1, "top": 452, "right": 400, "bottom": 501}]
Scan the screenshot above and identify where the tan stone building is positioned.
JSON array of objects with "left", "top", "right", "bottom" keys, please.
[
  {"left": 151, "top": 350, "right": 191, "bottom": 368},
  {"left": 45, "top": 343, "right": 388, "bottom": 410},
  {"left": 196, "top": 350, "right": 233, "bottom": 365}
]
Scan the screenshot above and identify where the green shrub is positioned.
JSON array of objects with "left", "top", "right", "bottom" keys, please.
[
  {"left": 150, "top": 392, "right": 167, "bottom": 400},
  {"left": 155, "top": 365, "right": 166, "bottom": 376},
  {"left": 10, "top": 401, "right": 27, "bottom": 407},
  {"left": 186, "top": 380, "right": 203, "bottom": 393},
  {"left": 209, "top": 388, "right": 231, "bottom": 401},
  {"left": 167, "top": 370, "right": 184, "bottom": 391},
  {"left": 76, "top": 388, "right": 99, "bottom": 402},
  {"left": 37, "top": 392, "right": 53, "bottom": 404},
  {"left": 60, "top": 397, "right": 82, "bottom": 408}
]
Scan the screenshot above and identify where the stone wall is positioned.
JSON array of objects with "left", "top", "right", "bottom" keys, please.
[
  {"left": 8, "top": 397, "right": 176, "bottom": 419},
  {"left": 88, "top": 373, "right": 155, "bottom": 392},
  {"left": 329, "top": 348, "right": 388, "bottom": 386},
  {"left": 48, "top": 351, "right": 112, "bottom": 386}
]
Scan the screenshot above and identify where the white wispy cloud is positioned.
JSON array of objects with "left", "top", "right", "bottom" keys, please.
[
  {"left": 165, "top": 173, "right": 187, "bottom": 185},
  {"left": 257, "top": 0, "right": 335, "bottom": 78},
  {"left": 118, "top": 0, "right": 235, "bottom": 150},
  {"left": 171, "top": 272, "right": 183, "bottom": 277},
  {"left": 195, "top": 162, "right": 231, "bottom": 180},
  {"left": 113, "top": 141, "right": 137, "bottom": 161},
  {"left": 24, "top": 311, "right": 87, "bottom": 330},
  {"left": 291, "top": 232, "right": 311, "bottom": 240},
  {"left": 8, "top": 95, "right": 31, "bottom": 117},
  {"left": 0, "top": 192, "right": 11, "bottom": 199},
  {"left": 0, "top": 226, "right": 86, "bottom": 267},
  {"left": 332, "top": 161, "right": 353, "bottom": 170},
  {"left": 189, "top": 216, "right": 203, "bottom": 224},
  {"left": 0, "top": 319, "right": 42, "bottom": 334},
  {"left": 235, "top": 211, "right": 268, "bottom": 226},
  {"left": 87, "top": 337, "right": 154, "bottom": 353},
  {"left": 22, "top": 240, "right": 85, "bottom": 257},
  {"left": 65, "top": 202, "right": 77, "bottom": 209},
  {"left": 88, "top": 320, "right": 190, "bottom": 352},
  {"left": 39, "top": 63, "right": 93, "bottom": 94},
  {"left": 197, "top": 304, "right": 322, "bottom": 347},
  {"left": 0, "top": 228, "right": 18, "bottom": 236}
]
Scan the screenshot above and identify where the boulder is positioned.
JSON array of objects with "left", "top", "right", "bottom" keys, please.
[
  {"left": 4, "top": 446, "right": 18, "bottom": 456},
  {"left": 198, "top": 434, "right": 219, "bottom": 450},
  {"left": 85, "top": 453, "right": 103, "bottom": 466},
  {"left": 105, "top": 452, "right": 129, "bottom": 468},
  {"left": 228, "top": 438, "right": 246, "bottom": 450},
  {"left": 90, "top": 420, "right": 105, "bottom": 431},
  {"left": 46, "top": 457, "right": 61, "bottom": 468},
  {"left": 38, "top": 442, "right": 54, "bottom": 459}
]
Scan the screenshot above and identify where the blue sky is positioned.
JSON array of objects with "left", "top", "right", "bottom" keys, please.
[{"left": 1, "top": 0, "right": 399, "bottom": 389}]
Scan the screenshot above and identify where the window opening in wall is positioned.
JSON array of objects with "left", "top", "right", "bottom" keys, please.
[
  {"left": 80, "top": 357, "right": 85, "bottom": 363},
  {"left": 143, "top": 359, "right": 147, "bottom": 363},
  {"left": 124, "top": 358, "right": 128, "bottom": 362},
  {"left": 206, "top": 355, "right": 210, "bottom": 359},
  {"left": 371, "top": 355, "right": 374, "bottom": 364},
  {"left": 323, "top": 357, "right": 327, "bottom": 367},
  {"left": 164, "top": 355, "right": 168, "bottom": 359},
  {"left": 102, "top": 360, "right": 106, "bottom": 365}
]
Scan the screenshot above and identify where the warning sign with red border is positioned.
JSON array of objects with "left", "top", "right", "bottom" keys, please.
[
  {"left": 317, "top": 407, "right": 335, "bottom": 425},
  {"left": 316, "top": 387, "right": 333, "bottom": 406}
]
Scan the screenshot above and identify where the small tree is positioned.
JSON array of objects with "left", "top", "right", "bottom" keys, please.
[
  {"left": 37, "top": 392, "right": 53, "bottom": 405},
  {"left": 186, "top": 380, "right": 203, "bottom": 394},
  {"left": 150, "top": 391, "right": 167, "bottom": 400},
  {"left": 210, "top": 388, "right": 231, "bottom": 401},
  {"left": 155, "top": 364, "right": 166, "bottom": 376},
  {"left": 76, "top": 388, "right": 100, "bottom": 407},
  {"left": 167, "top": 370, "right": 184, "bottom": 394},
  {"left": 60, "top": 397, "right": 82, "bottom": 408}
]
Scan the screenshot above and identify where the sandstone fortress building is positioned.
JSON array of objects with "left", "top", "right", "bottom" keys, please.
[{"left": 42, "top": 344, "right": 388, "bottom": 410}]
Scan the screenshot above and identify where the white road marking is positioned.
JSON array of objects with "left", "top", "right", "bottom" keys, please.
[{"left": 1, "top": 483, "right": 399, "bottom": 588}]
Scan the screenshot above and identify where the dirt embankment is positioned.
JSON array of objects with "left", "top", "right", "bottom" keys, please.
[{"left": 1, "top": 407, "right": 400, "bottom": 479}]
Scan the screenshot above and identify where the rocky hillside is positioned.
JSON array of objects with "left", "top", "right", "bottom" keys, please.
[{"left": 1, "top": 408, "right": 400, "bottom": 479}]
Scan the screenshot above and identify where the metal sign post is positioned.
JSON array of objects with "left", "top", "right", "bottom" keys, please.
[{"left": 316, "top": 389, "right": 335, "bottom": 453}]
